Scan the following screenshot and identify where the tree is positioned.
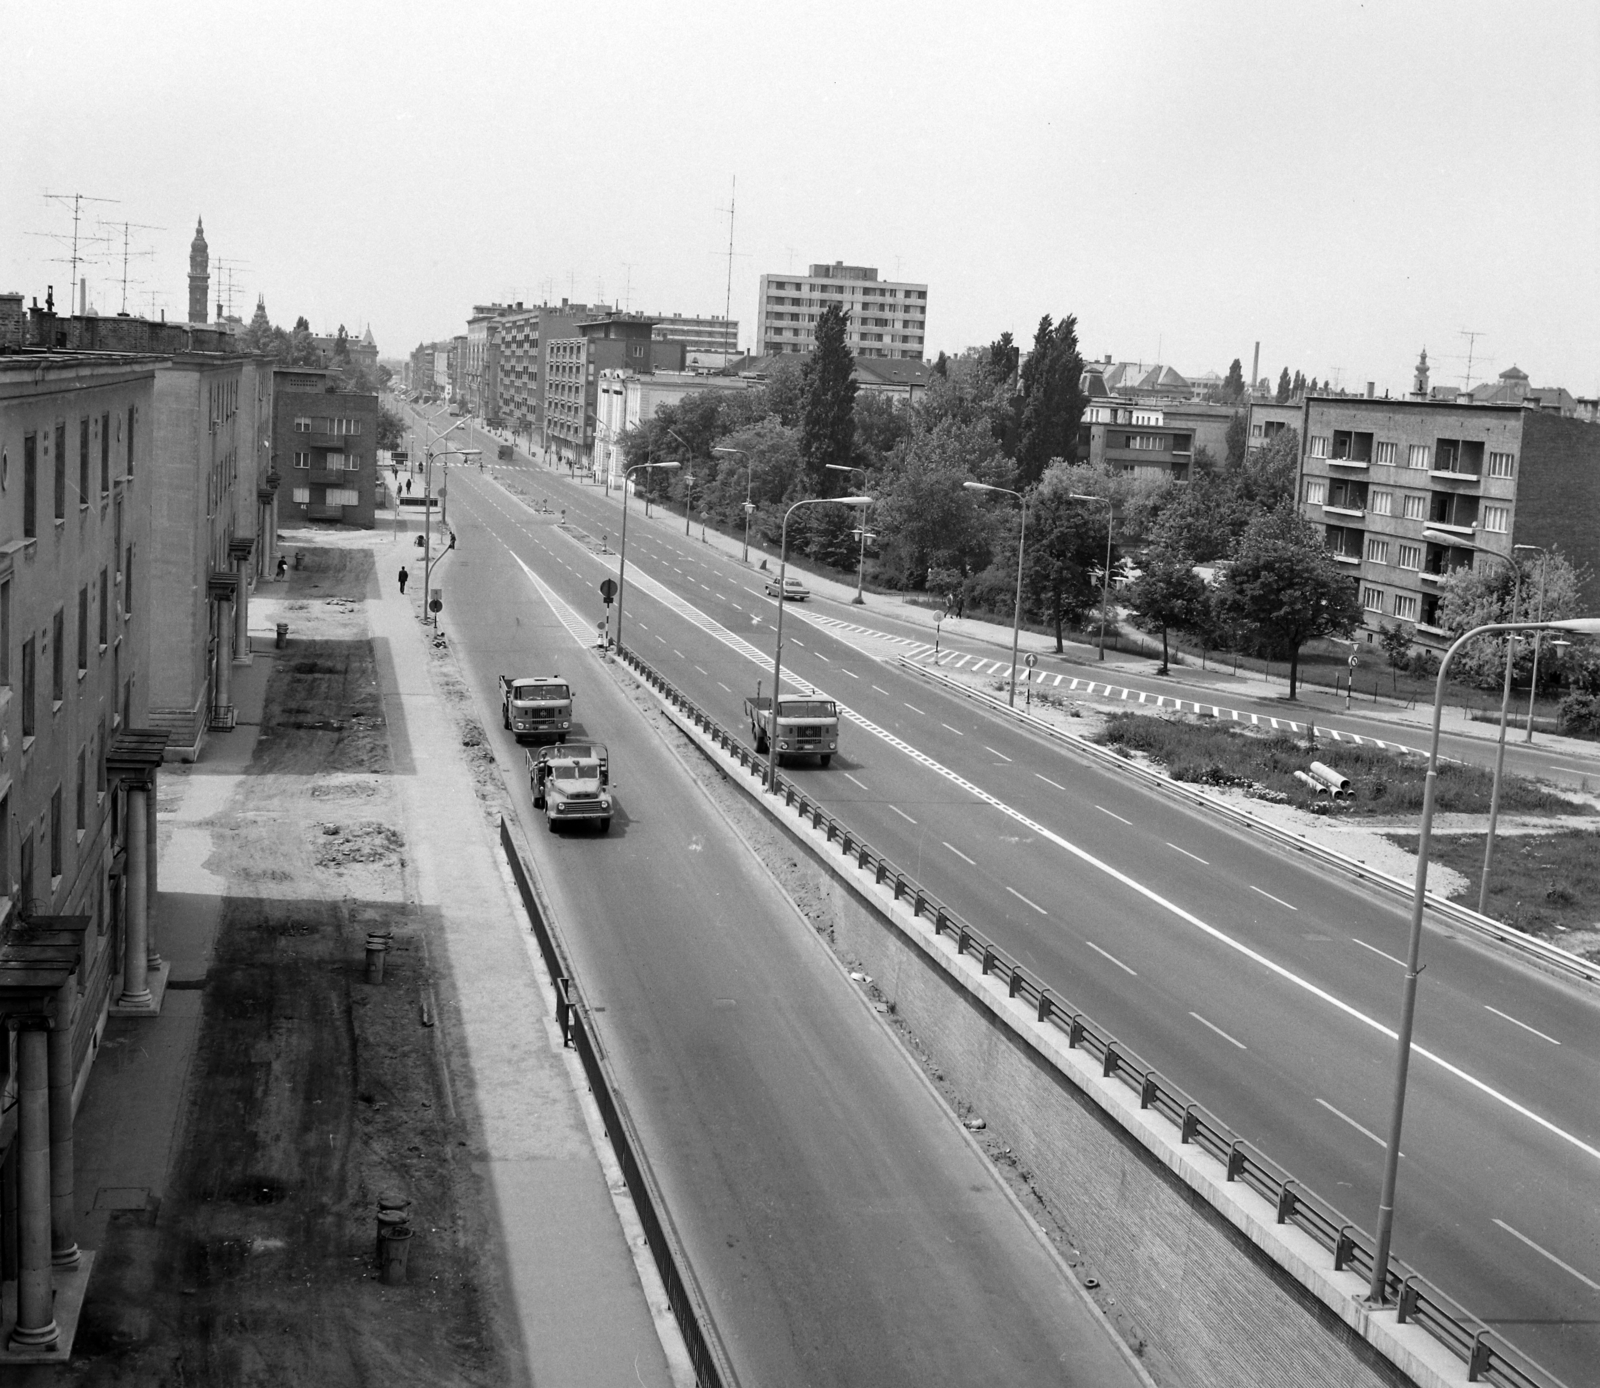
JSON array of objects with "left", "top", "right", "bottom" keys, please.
[
  {"left": 377, "top": 405, "right": 405, "bottom": 452},
  {"left": 1015, "top": 314, "right": 1087, "bottom": 487},
  {"left": 1275, "top": 367, "right": 1292, "bottom": 403},
  {"left": 933, "top": 350, "right": 949, "bottom": 378},
  {"left": 1222, "top": 358, "right": 1245, "bottom": 403},
  {"left": 1214, "top": 505, "right": 1363, "bottom": 698},
  {"left": 1232, "top": 426, "right": 1299, "bottom": 511},
  {"left": 873, "top": 416, "right": 1004, "bottom": 590},
  {"left": 1125, "top": 549, "right": 1209, "bottom": 674},
  {"left": 1021, "top": 473, "right": 1103, "bottom": 651},
  {"left": 1224, "top": 411, "right": 1248, "bottom": 469},
  {"left": 1437, "top": 549, "right": 1587, "bottom": 688},
  {"left": 798, "top": 304, "right": 857, "bottom": 488}
]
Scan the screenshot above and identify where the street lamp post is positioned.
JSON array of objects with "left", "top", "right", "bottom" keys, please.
[
  {"left": 825, "top": 463, "right": 870, "bottom": 603},
  {"left": 1367, "top": 614, "right": 1600, "bottom": 1307},
  {"left": 683, "top": 473, "right": 695, "bottom": 536},
  {"left": 1518, "top": 545, "right": 1552, "bottom": 742},
  {"left": 422, "top": 444, "right": 480, "bottom": 626},
  {"left": 767, "top": 495, "right": 873, "bottom": 791},
  {"left": 1069, "top": 492, "right": 1114, "bottom": 662},
  {"left": 615, "top": 460, "right": 680, "bottom": 655},
  {"left": 1476, "top": 553, "right": 1523, "bottom": 916},
  {"left": 964, "top": 482, "right": 1028, "bottom": 707},
  {"left": 713, "top": 446, "right": 753, "bottom": 563}
]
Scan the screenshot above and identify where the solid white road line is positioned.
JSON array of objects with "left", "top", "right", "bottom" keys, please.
[
  {"left": 1167, "top": 842, "right": 1210, "bottom": 865},
  {"left": 1035, "top": 773, "right": 1065, "bottom": 790},
  {"left": 941, "top": 723, "right": 964, "bottom": 735},
  {"left": 1249, "top": 885, "right": 1298, "bottom": 911},
  {"left": 890, "top": 805, "right": 917, "bottom": 824},
  {"left": 1096, "top": 806, "right": 1132, "bottom": 825},
  {"left": 1492, "top": 1219, "right": 1600, "bottom": 1291},
  {"left": 1316, "top": 1098, "right": 1391, "bottom": 1150},
  {"left": 1485, "top": 1005, "right": 1561, "bottom": 1046},
  {"left": 1006, "top": 886, "right": 1048, "bottom": 915},
  {"left": 943, "top": 841, "right": 976, "bottom": 866},
  {"left": 842, "top": 668, "right": 860, "bottom": 678},
  {"left": 984, "top": 746, "right": 1013, "bottom": 762},
  {"left": 1085, "top": 940, "right": 1136, "bottom": 975},
  {"left": 1352, "top": 938, "right": 1407, "bottom": 968},
  {"left": 871, "top": 685, "right": 891, "bottom": 696},
  {"left": 1189, "top": 1012, "right": 1247, "bottom": 1049},
  {"left": 844, "top": 773, "right": 870, "bottom": 791},
  {"left": 717, "top": 682, "right": 732, "bottom": 693},
  {"left": 904, "top": 703, "right": 926, "bottom": 715}
]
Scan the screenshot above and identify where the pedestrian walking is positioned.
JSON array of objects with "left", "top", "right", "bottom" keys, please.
[
  {"left": 447, "top": 530, "right": 456, "bottom": 552},
  {"left": 405, "top": 478, "right": 413, "bottom": 496},
  {"left": 398, "top": 565, "right": 409, "bottom": 594},
  {"left": 276, "top": 555, "right": 288, "bottom": 579}
]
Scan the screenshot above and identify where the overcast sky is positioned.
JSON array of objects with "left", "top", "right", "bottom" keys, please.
[{"left": 4, "top": 1, "right": 1596, "bottom": 396}]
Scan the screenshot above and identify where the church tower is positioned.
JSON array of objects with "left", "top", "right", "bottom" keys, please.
[
  {"left": 1412, "top": 347, "right": 1430, "bottom": 399},
  {"left": 188, "top": 217, "right": 210, "bottom": 324}
]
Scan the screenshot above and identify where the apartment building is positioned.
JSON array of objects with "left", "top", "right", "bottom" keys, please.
[
  {"left": 1079, "top": 399, "right": 1235, "bottom": 480},
  {"left": 1247, "top": 400, "right": 1301, "bottom": 446},
  {"left": 464, "top": 305, "right": 511, "bottom": 420},
  {"left": 594, "top": 368, "right": 755, "bottom": 489},
  {"left": 651, "top": 313, "right": 739, "bottom": 368},
  {"left": 0, "top": 351, "right": 169, "bottom": 1350},
  {"left": 755, "top": 262, "right": 927, "bottom": 360},
  {"left": 273, "top": 369, "right": 378, "bottom": 533},
  {"left": 1296, "top": 396, "right": 1600, "bottom": 646},
  {"left": 545, "top": 316, "right": 657, "bottom": 469},
  {"left": 493, "top": 302, "right": 607, "bottom": 441}
]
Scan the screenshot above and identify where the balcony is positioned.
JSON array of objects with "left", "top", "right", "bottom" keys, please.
[
  {"left": 1327, "top": 455, "right": 1369, "bottom": 469},
  {"left": 1331, "top": 552, "right": 1361, "bottom": 565},
  {"left": 1429, "top": 467, "right": 1481, "bottom": 484},
  {"left": 1323, "top": 504, "right": 1365, "bottom": 519},
  {"left": 1423, "top": 521, "right": 1476, "bottom": 542}
]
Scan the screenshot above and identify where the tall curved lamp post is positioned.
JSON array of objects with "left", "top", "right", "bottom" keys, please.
[
  {"left": 767, "top": 495, "right": 872, "bottom": 791},
  {"left": 1069, "top": 492, "right": 1114, "bottom": 661},
  {"left": 713, "top": 446, "right": 754, "bottom": 563},
  {"left": 1516, "top": 544, "right": 1552, "bottom": 742},
  {"left": 423, "top": 446, "right": 480, "bottom": 624},
  {"left": 614, "top": 459, "right": 680, "bottom": 655},
  {"left": 964, "top": 482, "right": 1028, "bottom": 706},
  {"left": 825, "top": 463, "right": 870, "bottom": 603},
  {"left": 1367, "top": 614, "right": 1600, "bottom": 1307},
  {"left": 1473, "top": 552, "right": 1523, "bottom": 915}
]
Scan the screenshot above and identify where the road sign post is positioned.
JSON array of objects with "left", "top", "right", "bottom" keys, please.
[
  {"left": 934, "top": 610, "right": 947, "bottom": 658},
  {"left": 1024, "top": 652, "right": 1038, "bottom": 709}
]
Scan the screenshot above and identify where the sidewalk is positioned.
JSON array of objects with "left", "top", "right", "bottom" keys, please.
[{"left": 52, "top": 541, "right": 679, "bottom": 1386}]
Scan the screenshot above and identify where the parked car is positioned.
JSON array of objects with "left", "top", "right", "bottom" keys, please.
[{"left": 764, "top": 574, "right": 810, "bottom": 601}]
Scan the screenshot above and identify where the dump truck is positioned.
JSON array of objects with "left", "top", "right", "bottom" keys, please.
[
  {"left": 499, "top": 675, "right": 573, "bottom": 743},
  {"left": 528, "top": 742, "right": 612, "bottom": 833},
  {"left": 497, "top": 443, "right": 514, "bottom": 461},
  {"left": 745, "top": 684, "right": 840, "bottom": 766}
]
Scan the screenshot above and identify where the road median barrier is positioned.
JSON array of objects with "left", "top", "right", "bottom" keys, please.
[
  {"left": 899, "top": 657, "right": 1598, "bottom": 989},
  {"left": 614, "top": 642, "right": 1572, "bottom": 1388}
]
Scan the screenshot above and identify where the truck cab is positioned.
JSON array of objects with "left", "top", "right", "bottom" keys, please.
[
  {"left": 529, "top": 742, "right": 612, "bottom": 833},
  {"left": 745, "top": 687, "right": 840, "bottom": 767},
  {"left": 500, "top": 676, "right": 573, "bottom": 743}
]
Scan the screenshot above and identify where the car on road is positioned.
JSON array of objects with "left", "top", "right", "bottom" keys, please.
[{"left": 764, "top": 574, "right": 810, "bottom": 601}]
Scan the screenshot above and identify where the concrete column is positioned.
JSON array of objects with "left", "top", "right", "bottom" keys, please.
[
  {"left": 214, "top": 615, "right": 233, "bottom": 712},
  {"left": 118, "top": 784, "right": 151, "bottom": 1007},
  {"left": 9, "top": 1024, "right": 59, "bottom": 1349},
  {"left": 233, "top": 556, "right": 252, "bottom": 664},
  {"left": 48, "top": 983, "right": 79, "bottom": 1268},
  {"left": 145, "top": 771, "right": 161, "bottom": 969}
]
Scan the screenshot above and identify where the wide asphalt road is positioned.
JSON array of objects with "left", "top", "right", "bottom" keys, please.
[
  {"left": 414, "top": 409, "right": 1600, "bottom": 1387},
  {"left": 404, "top": 440, "right": 1147, "bottom": 1384}
]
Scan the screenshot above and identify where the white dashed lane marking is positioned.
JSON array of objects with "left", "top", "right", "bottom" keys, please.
[
  {"left": 1006, "top": 886, "right": 1048, "bottom": 915},
  {"left": 1035, "top": 774, "right": 1065, "bottom": 790},
  {"left": 1085, "top": 940, "right": 1136, "bottom": 975},
  {"left": 944, "top": 841, "right": 975, "bottom": 865},
  {"left": 1096, "top": 806, "right": 1132, "bottom": 825},
  {"left": 1485, "top": 1006, "right": 1560, "bottom": 1046},
  {"left": 1167, "top": 842, "right": 1209, "bottom": 865},
  {"left": 1190, "top": 1012, "right": 1247, "bottom": 1049},
  {"left": 1250, "top": 885, "right": 1297, "bottom": 912},
  {"left": 890, "top": 805, "right": 917, "bottom": 824}
]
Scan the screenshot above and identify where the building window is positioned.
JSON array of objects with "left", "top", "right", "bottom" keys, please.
[
  {"left": 76, "top": 749, "right": 86, "bottom": 833},
  {"left": 1393, "top": 594, "right": 1419, "bottom": 621},
  {"left": 1488, "top": 451, "right": 1514, "bottom": 479},
  {"left": 1407, "top": 444, "right": 1431, "bottom": 469},
  {"left": 50, "top": 787, "right": 62, "bottom": 880},
  {"left": 1370, "top": 489, "right": 1393, "bottom": 515},
  {"left": 78, "top": 586, "right": 89, "bottom": 672},
  {"left": 292, "top": 487, "right": 311, "bottom": 504},
  {"left": 52, "top": 608, "right": 64, "bottom": 704},
  {"left": 127, "top": 404, "right": 136, "bottom": 476},
  {"left": 21, "top": 636, "right": 35, "bottom": 737},
  {"left": 1375, "top": 441, "right": 1397, "bottom": 465},
  {"left": 103, "top": 411, "right": 113, "bottom": 487},
  {"left": 0, "top": 578, "right": 9, "bottom": 686},
  {"left": 1250, "top": 423, "right": 1263, "bottom": 438},
  {"left": 1401, "top": 493, "right": 1427, "bottom": 520},
  {"left": 294, "top": 452, "right": 311, "bottom": 469},
  {"left": 54, "top": 422, "right": 67, "bottom": 520},
  {"left": 1305, "top": 479, "right": 1327, "bottom": 505},
  {"left": 1126, "top": 434, "right": 1165, "bottom": 451},
  {"left": 1398, "top": 543, "right": 1423, "bottom": 570},
  {"left": 124, "top": 543, "right": 134, "bottom": 615},
  {"left": 325, "top": 488, "right": 360, "bottom": 506},
  {"left": 1309, "top": 435, "right": 1329, "bottom": 458},
  {"left": 99, "top": 568, "right": 108, "bottom": 647},
  {"left": 1366, "top": 538, "right": 1390, "bottom": 563},
  {"left": 1482, "top": 503, "right": 1510, "bottom": 533},
  {"left": 79, "top": 418, "right": 91, "bottom": 507},
  {"left": 23, "top": 432, "right": 37, "bottom": 538},
  {"left": 1363, "top": 587, "right": 1386, "bottom": 613}
]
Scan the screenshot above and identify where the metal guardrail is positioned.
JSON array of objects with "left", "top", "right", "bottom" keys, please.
[
  {"left": 616, "top": 645, "right": 1570, "bottom": 1388},
  {"left": 499, "top": 817, "right": 736, "bottom": 1388},
  {"left": 903, "top": 658, "right": 1599, "bottom": 989}
]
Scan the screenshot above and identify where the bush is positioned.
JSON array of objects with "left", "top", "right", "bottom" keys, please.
[{"left": 1558, "top": 691, "right": 1600, "bottom": 737}]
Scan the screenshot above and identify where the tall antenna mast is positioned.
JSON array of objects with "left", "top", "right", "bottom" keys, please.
[
  {"left": 214, "top": 259, "right": 252, "bottom": 319},
  {"left": 620, "top": 262, "right": 634, "bottom": 313},
  {"left": 719, "top": 175, "right": 736, "bottom": 326},
  {"left": 1458, "top": 329, "right": 1485, "bottom": 390},
  {"left": 35, "top": 191, "right": 118, "bottom": 305},
  {"left": 99, "top": 219, "right": 164, "bottom": 314}
]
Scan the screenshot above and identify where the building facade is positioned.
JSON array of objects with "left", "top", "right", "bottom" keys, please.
[
  {"left": 755, "top": 262, "right": 927, "bottom": 360},
  {"left": 593, "top": 369, "right": 756, "bottom": 488},
  {"left": 651, "top": 313, "right": 739, "bottom": 369},
  {"left": 1079, "top": 400, "right": 1235, "bottom": 480},
  {"left": 273, "top": 369, "right": 378, "bottom": 531},
  {"left": 1296, "top": 395, "right": 1600, "bottom": 646},
  {"left": 545, "top": 316, "right": 658, "bottom": 468}
]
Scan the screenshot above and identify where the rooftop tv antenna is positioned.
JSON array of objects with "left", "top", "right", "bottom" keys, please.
[
  {"left": 1458, "top": 329, "right": 1485, "bottom": 391},
  {"left": 214, "top": 258, "right": 252, "bottom": 318},
  {"left": 620, "top": 262, "right": 633, "bottom": 313},
  {"left": 34, "top": 191, "right": 118, "bottom": 304},
  {"left": 98, "top": 218, "right": 164, "bottom": 314}
]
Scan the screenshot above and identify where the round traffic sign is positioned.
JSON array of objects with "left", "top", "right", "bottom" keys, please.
[
  {"left": 935, "top": 610, "right": 948, "bottom": 625},
  {"left": 1024, "top": 653, "right": 1038, "bottom": 668},
  {"left": 429, "top": 598, "right": 442, "bottom": 613},
  {"left": 1347, "top": 654, "right": 1358, "bottom": 668},
  {"left": 600, "top": 577, "right": 618, "bottom": 603}
]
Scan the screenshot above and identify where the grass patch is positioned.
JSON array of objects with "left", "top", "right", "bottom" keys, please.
[
  {"left": 1093, "top": 712, "right": 1588, "bottom": 818},
  {"left": 1386, "top": 830, "right": 1600, "bottom": 948}
]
